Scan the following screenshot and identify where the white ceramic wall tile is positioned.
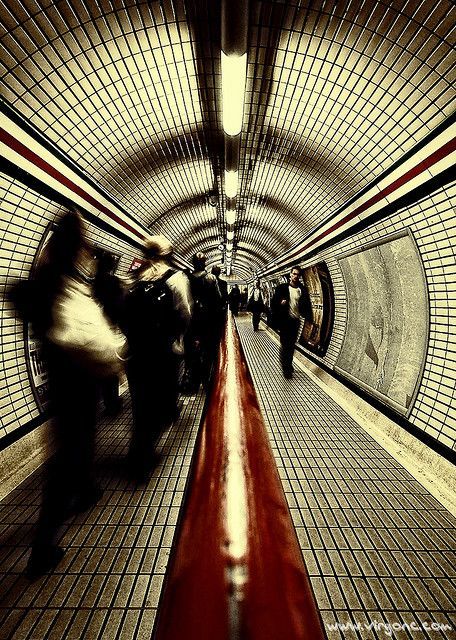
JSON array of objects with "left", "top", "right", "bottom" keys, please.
[
  {"left": 292, "top": 181, "right": 455, "bottom": 450},
  {"left": 0, "top": 174, "right": 141, "bottom": 441}
]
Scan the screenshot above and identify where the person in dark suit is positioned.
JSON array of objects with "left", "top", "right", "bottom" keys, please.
[
  {"left": 211, "top": 264, "right": 228, "bottom": 341},
  {"left": 211, "top": 265, "right": 228, "bottom": 310},
  {"left": 247, "top": 279, "right": 265, "bottom": 331},
  {"left": 271, "top": 266, "right": 311, "bottom": 378},
  {"left": 228, "top": 285, "right": 241, "bottom": 316},
  {"left": 184, "top": 253, "right": 221, "bottom": 391}
]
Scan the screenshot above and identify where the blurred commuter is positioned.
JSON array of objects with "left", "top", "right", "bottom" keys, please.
[
  {"left": 94, "top": 250, "right": 125, "bottom": 416},
  {"left": 184, "top": 252, "right": 222, "bottom": 391},
  {"left": 211, "top": 265, "right": 228, "bottom": 310},
  {"left": 240, "top": 287, "right": 248, "bottom": 311},
  {"left": 123, "top": 235, "right": 192, "bottom": 482},
  {"left": 271, "top": 265, "right": 311, "bottom": 379},
  {"left": 211, "top": 264, "right": 228, "bottom": 340},
  {"left": 10, "top": 210, "right": 126, "bottom": 578},
  {"left": 247, "top": 280, "right": 265, "bottom": 331},
  {"left": 228, "top": 284, "right": 241, "bottom": 316}
]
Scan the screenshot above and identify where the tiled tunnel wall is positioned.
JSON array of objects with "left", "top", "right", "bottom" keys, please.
[
  {"left": 0, "top": 172, "right": 454, "bottom": 462},
  {"left": 0, "top": 173, "right": 140, "bottom": 441},
  {"left": 296, "top": 181, "right": 455, "bottom": 452}
]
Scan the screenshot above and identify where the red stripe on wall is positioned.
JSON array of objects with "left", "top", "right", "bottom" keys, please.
[
  {"left": 1, "top": 127, "right": 145, "bottom": 240},
  {"left": 275, "top": 135, "right": 456, "bottom": 267}
]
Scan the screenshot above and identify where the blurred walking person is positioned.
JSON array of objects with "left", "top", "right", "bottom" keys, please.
[
  {"left": 10, "top": 211, "right": 126, "bottom": 577},
  {"left": 228, "top": 284, "right": 241, "bottom": 316},
  {"left": 184, "top": 252, "right": 222, "bottom": 391},
  {"left": 123, "top": 235, "right": 192, "bottom": 482},
  {"left": 94, "top": 250, "right": 126, "bottom": 416}
]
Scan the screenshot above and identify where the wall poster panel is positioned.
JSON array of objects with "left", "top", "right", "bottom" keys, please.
[
  {"left": 335, "top": 230, "right": 428, "bottom": 416},
  {"left": 299, "top": 263, "right": 335, "bottom": 357}
]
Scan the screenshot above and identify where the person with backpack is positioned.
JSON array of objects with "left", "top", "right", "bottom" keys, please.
[
  {"left": 184, "top": 252, "right": 222, "bottom": 391},
  {"left": 123, "top": 235, "right": 192, "bottom": 482}
]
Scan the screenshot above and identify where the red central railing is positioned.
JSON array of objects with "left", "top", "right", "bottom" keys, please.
[{"left": 153, "top": 314, "right": 326, "bottom": 640}]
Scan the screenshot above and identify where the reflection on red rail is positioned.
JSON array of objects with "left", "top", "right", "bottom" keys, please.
[{"left": 153, "top": 314, "right": 325, "bottom": 640}]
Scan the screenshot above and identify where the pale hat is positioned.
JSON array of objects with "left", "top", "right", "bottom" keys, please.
[{"left": 143, "top": 234, "right": 173, "bottom": 258}]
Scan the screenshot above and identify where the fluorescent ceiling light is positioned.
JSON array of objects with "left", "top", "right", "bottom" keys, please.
[
  {"left": 221, "top": 52, "right": 247, "bottom": 136},
  {"left": 226, "top": 266, "right": 232, "bottom": 276},
  {"left": 225, "top": 170, "right": 238, "bottom": 198},
  {"left": 227, "top": 229, "right": 234, "bottom": 241},
  {"left": 226, "top": 209, "right": 236, "bottom": 225}
]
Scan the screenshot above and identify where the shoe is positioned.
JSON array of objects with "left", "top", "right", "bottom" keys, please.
[
  {"left": 127, "top": 452, "right": 161, "bottom": 484},
  {"left": 283, "top": 369, "right": 293, "bottom": 379},
  {"left": 26, "top": 545, "right": 64, "bottom": 579},
  {"left": 103, "top": 400, "right": 123, "bottom": 417},
  {"left": 70, "top": 485, "right": 104, "bottom": 514}
]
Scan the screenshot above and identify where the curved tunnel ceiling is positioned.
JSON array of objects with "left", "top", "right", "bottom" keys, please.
[{"left": 0, "top": 0, "right": 454, "bottom": 279}]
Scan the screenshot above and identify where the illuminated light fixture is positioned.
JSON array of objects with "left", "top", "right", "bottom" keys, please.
[
  {"left": 225, "top": 170, "right": 238, "bottom": 198},
  {"left": 226, "top": 209, "right": 236, "bottom": 225},
  {"left": 227, "top": 229, "right": 234, "bottom": 241},
  {"left": 221, "top": 52, "right": 247, "bottom": 136},
  {"left": 226, "top": 266, "right": 232, "bottom": 276}
]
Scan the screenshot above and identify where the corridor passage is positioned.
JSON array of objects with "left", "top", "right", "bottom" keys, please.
[
  {"left": 235, "top": 315, "right": 455, "bottom": 637},
  {"left": 0, "top": 318, "right": 454, "bottom": 639}
]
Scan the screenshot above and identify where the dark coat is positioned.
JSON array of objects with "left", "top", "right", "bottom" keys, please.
[
  {"left": 271, "top": 281, "right": 311, "bottom": 328},
  {"left": 247, "top": 290, "right": 265, "bottom": 312}
]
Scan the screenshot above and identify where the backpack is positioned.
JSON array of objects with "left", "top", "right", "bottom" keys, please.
[{"left": 124, "top": 269, "right": 176, "bottom": 352}]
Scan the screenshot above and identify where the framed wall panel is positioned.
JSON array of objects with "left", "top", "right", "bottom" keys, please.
[
  {"left": 335, "top": 230, "right": 429, "bottom": 416},
  {"left": 299, "top": 262, "right": 335, "bottom": 357}
]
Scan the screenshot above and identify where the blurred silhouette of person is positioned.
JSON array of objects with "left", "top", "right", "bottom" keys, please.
[
  {"left": 184, "top": 252, "right": 222, "bottom": 391},
  {"left": 211, "top": 264, "right": 228, "bottom": 343},
  {"left": 271, "top": 265, "right": 311, "bottom": 379},
  {"left": 247, "top": 280, "right": 265, "bottom": 331},
  {"left": 10, "top": 210, "right": 125, "bottom": 578},
  {"left": 123, "top": 235, "right": 192, "bottom": 482},
  {"left": 240, "top": 287, "right": 248, "bottom": 310},
  {"left": 228, "top": 284, "right": 241, "bottom": 316},
  {"left": 211, "top": 265, "right": 228, "bottom": 309},
  {"left": 94, "top": 250, "right": 125, "bottom": 416}
]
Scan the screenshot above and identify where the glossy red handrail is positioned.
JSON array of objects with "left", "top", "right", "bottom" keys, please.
[{"left": 153, "top": 314, "right": 325, "bottom": 640}]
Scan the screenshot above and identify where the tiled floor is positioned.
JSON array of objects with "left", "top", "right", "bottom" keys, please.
[
  {"left": 236, "top": 315, "right": 456, "bottom": 639},
  {"left": 0, "top": 318, "right": 455, "bottom": 639},
  {"left": 0, "top": 391, "right": 205, "bottom": 640}
]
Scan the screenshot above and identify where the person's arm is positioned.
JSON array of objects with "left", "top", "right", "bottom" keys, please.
[
  {"left": 168, "top": 270, "right": 193, "bottom": 332},
  {"left": 298, "top": 282, "right": 312, "bottom": 319}
]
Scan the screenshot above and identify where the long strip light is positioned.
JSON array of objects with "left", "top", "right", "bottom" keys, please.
[
  {"left": 225, "top": 170, "right": 238, "bottom": 198},
  {"left": 221, "top": 52, "right": 247, "bottom": 136},
  {"left": 226, "top": 208, "right": 236, "bottom": 225}
]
